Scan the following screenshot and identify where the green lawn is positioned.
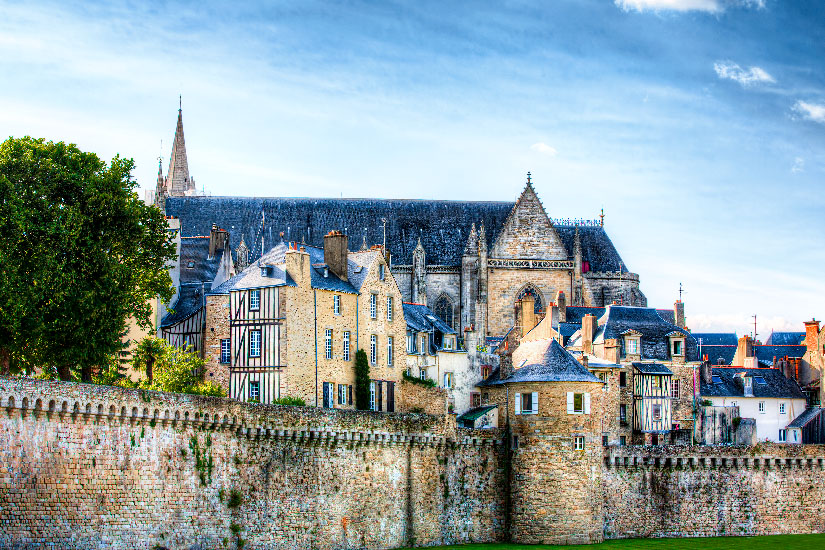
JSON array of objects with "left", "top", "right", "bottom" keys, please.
[{"left": 398, "top": 534, "right": 825, "bottom": 550}]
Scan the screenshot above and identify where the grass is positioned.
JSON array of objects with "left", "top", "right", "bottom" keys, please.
[{"left": 396, "top": 534, "right": 825, "bottom": 550}]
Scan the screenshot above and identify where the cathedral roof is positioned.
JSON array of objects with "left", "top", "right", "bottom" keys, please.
[
  {"left": 166, "top": 108, "right": 194, "bottom": 195},
  {"left": 166, "top": 195, "right": 630, "bottom": 272}
]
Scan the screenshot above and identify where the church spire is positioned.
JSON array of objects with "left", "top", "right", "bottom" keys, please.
[{"left": 165, "top": 101, "right": 196, "bottom": 197}]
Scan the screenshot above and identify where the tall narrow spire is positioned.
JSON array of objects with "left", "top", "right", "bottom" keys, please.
[{"left": 165, "top": 103, "right": 196, "bottom": 196}]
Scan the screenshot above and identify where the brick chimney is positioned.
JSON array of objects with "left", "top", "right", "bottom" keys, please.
[
  {"left": 208, "top": 223, "right": 229, "bottom": 258},
  {"left": 674, "top": 301, "right": 685, "bottom": 329},
  {"left": 323, "top": 230, "right": 348, "bottom": 281},
  {"left": 732, "top": 335, "right": 754, "bottom": 366},
  {"left": 555, "top": 290, "right": 567, "bottom": 323},
  {"left": 581, "top": 313, "right": 597, "bottom": 354},
  {"left": 804, "top": 319, "right": 820, "bottom": 350}
]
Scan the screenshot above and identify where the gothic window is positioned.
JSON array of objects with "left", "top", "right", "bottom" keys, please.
[
  {"left": 434, "top": 295, "right": 454, "bottom": 329},
  {"left": 516, "top": 285, "right": 543, "bottom": 314}
]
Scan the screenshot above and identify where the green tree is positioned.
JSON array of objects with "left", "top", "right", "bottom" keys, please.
[
  {"left": 0, "top": 137, "right": 176, "bottom": 380},
  {"left": 354, "top": 348, "right": 371, "bottom": 410},
  {"left": 132, "top": 337, "right": 225, "bottom": 397}
]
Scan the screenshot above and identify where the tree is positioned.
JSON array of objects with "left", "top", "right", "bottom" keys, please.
[
  {"left": 132, "top": 336, "right": 166, "bottom": 383},
  {"left": 0, "top": 137, "right": 176, "bottom": 380},
  {"left": 132, "top": 337, "right": 224, "bottom": 397},
  {"left": 354, "top": 348, "right": 371, "bottom": 410}
]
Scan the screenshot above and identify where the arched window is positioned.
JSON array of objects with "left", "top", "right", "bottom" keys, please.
[
  {"left": 434, "top": 295, "right": 454, "bottom": 329},
  {"left": 516, "top": 285, "right": 543, "bottom": 314}
]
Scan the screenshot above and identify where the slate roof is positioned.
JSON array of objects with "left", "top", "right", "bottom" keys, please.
[
  {"left": 593, "top": 305, "right": 697, "bottom": 361},
  {"left": 766, "top": 332, "right": 806, "bottom": 346},
  {"left": 482, "top": 339, "right": 602, "bottom": 386},
  {"left": 700, "top": 367, "right": 806, "bottom": 399},
  {"left": 692, "top": 333, "right": 738, "bottom": 346},
  {"left": 179, "top": 237, "right": 226, "bottom": 285},
  {"left": 402, "top": 302, "right": 456, "bottom": 334},
  {"left": 557, "top": 322, "right": 581, "bottom": 345},
  {"left": 166, "top": 196, "right": 630, "bottom": 272},
  {"left": 656, "top": 309, "right": 676, "bottom": 325},
  {"left": 161, "top": 284, "right": 204, "bottom": 328},
  {"left": 633, "top": 362, "right": 673, "bottom": 375},
  {"left": 754, "top": 345, "right": 807, "bottom": 367},
  {"left": 564, "top": 306, "right": 606, "bottom": 325},
  {"left": 787, "top": 407, "right": 823, "bottom": 429},
  {"left": 700, "top": 345, "right": 737, "bottom": 366}
]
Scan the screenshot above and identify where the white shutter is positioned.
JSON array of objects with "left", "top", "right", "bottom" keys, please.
[
  {"left": 567, "top": 392, "right": 574, "bottom": 414},
  {"left": 531, "top": 392, "right": 538, "bottom": 415},
  {"left": 515, "top": 393, "right": 522, "bottom": 415},
  {"left": 584, "top": 393, "right": 591, "bottom": 414}
]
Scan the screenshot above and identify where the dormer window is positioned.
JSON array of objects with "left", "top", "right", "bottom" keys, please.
[
  {"left": 667, "top": 332, "right": 686, "bottom": 360},
  {"left": 624, "top": 335, "right": 640, "bottom": 356},
  {"left": 187, "top": 261, "right": 195, "bottom": 269},
  {"left": 672, "top": 340, "right": 682, "bottom": 356}
]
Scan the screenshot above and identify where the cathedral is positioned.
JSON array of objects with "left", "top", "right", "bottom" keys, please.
[{"left": 155, "top": 109, "right": 646, "bottom": 343}]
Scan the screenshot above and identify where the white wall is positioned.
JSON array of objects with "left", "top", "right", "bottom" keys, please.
[{"left": 707, "top": 396, "right": 806, "bottom": 442}]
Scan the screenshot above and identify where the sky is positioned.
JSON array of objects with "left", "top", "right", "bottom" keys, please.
[{"left": 1, "top": 0, "right": 824, "bottom": 339}]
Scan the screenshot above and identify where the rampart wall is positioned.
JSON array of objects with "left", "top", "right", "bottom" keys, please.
[{"left": 0, "top": 377, "right": 505, "bottom": 550}]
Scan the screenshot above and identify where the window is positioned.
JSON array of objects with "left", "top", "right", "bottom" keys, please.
[
  {"left": 567, "top": 392, "right": 589, "bottom": 414},
  {"left": 758, "top": 401, "right": 765, "bottom": 413},
  {"left": 370, "top": 294, "right": 377, "bottom": 319},
  {"left": 444, "top": 336, "right": 454, "bottom": 350},
  {"left": 387, "top": 336, "right": 394, "bottom": 366},
  {"left": 378, "top": 263, "right": 385, "bottom": 280},
  {"left": 249, "top": 330, "right": 261, "bottom": 358},
  {"left": 779, "top": 429, "right": 787, "bottom": 442},
  {"left": 481, "top": 365, "right": 492, "bottom": 379},
  {"left": 443, "top": 372, "right": 454, "bottom": 388},
  {"left": 515, "top": 392, "right": 538, "bottom": 415},
  {"left": 369, "top": 381, "right": 376, "bottom": 411},
  {"left": 652, "top": 404, "right": 662, "bottom": 421},
  {"left": 249, "top": 380, "right": 260, "bottom": 401},
  {"left": 324, "top": 329, "right": 332, "bottom": 360},
  {"left": 386, "top": 296, "right": 393, "bottom": 321},
  {"left": 671, "top": 379, "right": 680, "bottom": 399},
  {"left": 343, "top": 331, "right": 350, "bottom": 361},
  {"left": 602, "top": 435, "right": 609, "bottom": 446},
  {"left": 597, "top": 372, "right": 608, "bottom": 385},
  {"left": 322, "top": 382, "right": 335, "bottom": 408},
  {"left": 370, "top": 335, "right": 377, "bottom": 365},
  {"left": 779, "top": 403, "right": 786, "bottom": 414},
  {"left": 333, "top": 295, "right": 341, "bottom": 315},
  {"left": 338, "top": 384, "right": 348, "bottom": 405},
  {"left": 250, "top": 289, "right": 260, "bottom": 311},
  {"left": 434, "top": 296, "right": 454, "bottom": 329},
  {"left": 220, "top": 339, "right": 230, "bottom": 364},
  {"left": 619, "top": 372, "right": 627, "bottom": 387},
  {"left": 420, "top": 367, "right": 427, "bottom": 380},
  {"left": 574, "top": 436, "right": 585, "bottom": 451},
  {"left": 471, "top": 393, "right": 481, "bottom": 408},
  {"left": 730, "top": 401, "right": 737, "bottom": 407},
  {"left": 672, "top": 340, "right": 683, "bottom": 356},
  {"left": 619, "top": 404, "right": 627, "bottom": 422},
  {"left": 421, "top": 334, "right": 427, "bottom": 355},
  {"left": 406, "top": 331, "right": 417, "bottom": 353},
  {"left": 619, "top": 435, "right": 626, "bottom": 446},
  {"left": 754, "top": 376, "right": 767, "bottom": 385},
  {"left": 626, "top": 338, "right": 638, "bottom": 355},
  {"left": 712, "top": 375, "right": 723, "bottom": 384}
]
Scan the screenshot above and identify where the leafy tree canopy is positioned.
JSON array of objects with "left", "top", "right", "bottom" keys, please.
[
  {"left": 132, "top": 337, "right": 224, "bottom": 397},
  {"left": 0, "top": 137, "right": 176, "bottom": 380}
]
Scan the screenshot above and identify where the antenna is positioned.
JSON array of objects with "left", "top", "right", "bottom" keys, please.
[
  {"left": 381, "top": 217, "right": 387, "bottom": 251},
  {"left": 261, "top": 208, "right": 265, "bottom": 259},
  {"left": 678, "top": 282, "right": 684, "bottom": 302},
  {"left": 752, "top": 314, "right": 758, "bottom": 342}
]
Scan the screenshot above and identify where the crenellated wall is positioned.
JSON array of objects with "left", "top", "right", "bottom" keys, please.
[
  {"left": 0, "top": 377, "right": 505, "bottom": 550},
  {"left": 603, "top": 445, "right": 825, "bottom": 539}
]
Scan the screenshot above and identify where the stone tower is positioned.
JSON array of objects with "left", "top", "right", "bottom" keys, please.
[
  {"left": 155, "top": 104, "right": 197, "bottom": 213},
  {"left": 411, "top": 238, "right": 427, "bottom": 304}
]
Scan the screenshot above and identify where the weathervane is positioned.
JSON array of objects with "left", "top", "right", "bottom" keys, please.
[{"left": 526, "top": 171, "right": 532, "bottom": 184}]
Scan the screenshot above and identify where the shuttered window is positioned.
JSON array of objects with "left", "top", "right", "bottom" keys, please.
[
  {"left": 369, "top": 381, "right": 376, "bottom": 411},
  {"left": 514, "top": 392, "right": 538, "bottom": 415},
  {"left": 322, "top": 382, "right": 335, "bottom": 408},
  {"left": 567, "top": 392, "right": 590, "bottom": 414}
]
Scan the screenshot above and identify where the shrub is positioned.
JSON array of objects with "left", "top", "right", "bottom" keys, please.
[
  {"left": 271, "top": 396, "right": 306, "bottom": 406},
  {"left": 354, "top": 349, "right": 371, "bottom": 410},
  {"left": 402, "top": 371, "right": 436, "bottom": 388}
]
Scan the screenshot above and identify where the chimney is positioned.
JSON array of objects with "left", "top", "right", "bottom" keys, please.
[
  {"left": 700, "top": 359, "right": 713, "bottom": 385},
  {"left": 209, "top": 223, "right": 229, "bottom": 258},
  {"left": 555, "top": 290, "right": 567, "bottom": 323},
  {"left": 323, "top": 230, "right": 348, "bottom": 281},
  {"left": 674, "top": 301, "right": 685, "bottom": 329},
  {"left": 519, "top": 296, "right": 537, "bottom": 337},
  {"left": 804, "top": 319, "right": 820, "bottom": 350},
  {"left": 732, "top": 335, "right": 754, "bottom": 366},
  {"left": 581, "top": 313, "right": 597, "bottom": 354},
  {"left": 285, "top": 245, "right": 311, "bottom": 288}
]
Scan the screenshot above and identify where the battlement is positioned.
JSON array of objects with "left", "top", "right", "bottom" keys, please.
[
  {"left": 605, "top": 444, "right": 825, "bottom": 470},
  {"left": 0, "top": 376, "right": 501, "bottom": 449}
]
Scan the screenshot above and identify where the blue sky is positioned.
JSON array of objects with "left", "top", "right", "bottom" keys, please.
[{"left": 2, "top": 0, "right": 823, "bottom": 338}]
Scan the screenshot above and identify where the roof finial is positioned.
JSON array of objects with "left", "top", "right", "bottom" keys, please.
[
  {"left": 599, "top": 207, "right": 604, "bottom": 227},
  {"left": 526, "top": 171, "right": 532, "bottom": 185},
  {"left": 179, "top": 95, "right": 182, "bottom": 111}
]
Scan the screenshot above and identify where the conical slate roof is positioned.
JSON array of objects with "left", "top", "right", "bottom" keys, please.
[
  {"left": 166, "top": 108, "right": 195, "bottom": 196},
  {"left": 484, "top": 339, "right": 602, "bottom": 385}
]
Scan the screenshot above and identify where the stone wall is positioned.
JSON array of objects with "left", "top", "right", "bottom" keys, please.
[
  {"left": 603, "top": 444, "right": 825, "bottom": 539},
  {"left": 397, "top": 379, "right": 448, "bottom": 416},
  {"left": 0, "top": 377, "right": 504, "bottom": 550}
]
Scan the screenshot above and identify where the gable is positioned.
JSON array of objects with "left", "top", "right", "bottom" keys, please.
[{"left": 490, "top": 185, "right": 568, "bottom": 260}]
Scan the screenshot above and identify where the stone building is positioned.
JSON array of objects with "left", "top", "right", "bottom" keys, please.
[{"left": 202, "top": 231, "right": 406, "bottom": 409}]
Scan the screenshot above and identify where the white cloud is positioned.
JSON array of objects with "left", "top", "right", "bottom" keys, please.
[
  {"left": 530, "top": 142, "right": 557, "bottom": 156},
  {"left": 615, "top": 0, "right": 764, "bottom": 13},
  {"left": 792, "top": 100, "right": 825, "bottom": 124},
  {"left": 791, "top": 157, "right": 804, "bottom": 174},
  {"left": 713, "top": 61, "right": 775, "bottom": 86}
]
